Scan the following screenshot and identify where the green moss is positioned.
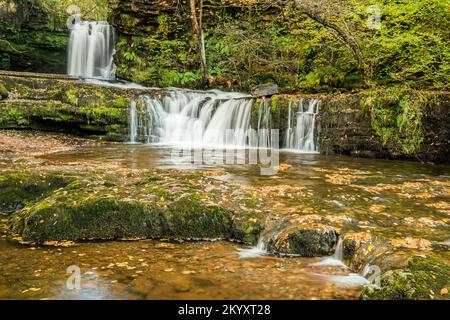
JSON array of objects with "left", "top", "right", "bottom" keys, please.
[
  {"left": 363, "top": 87, "right": 427, "bottom": 156},
  {"left": 0, "top": 172, "right": 70, "bottom": 213},
  {"left": 112, "top": 96, "right": 129, "bottom": 108},
  {"left": 360, "top": 256, "right": 450, "bottom": 300},
  {"left": 0, "top": 82, "right": 8, "bottom": 100},
  {"left": 0, "top": 97, "right": 128, "bottom": 138},
  {"left": 8, "top": 171, "right": 266, "bottom": 244}
]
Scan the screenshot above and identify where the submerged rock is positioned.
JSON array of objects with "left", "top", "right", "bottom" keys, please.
[
  {"left": 360, "top": 255, "right": 450, "bottom": 300},
  {"left": 266, "top": 224, "right": 338, "bottom": 257}
]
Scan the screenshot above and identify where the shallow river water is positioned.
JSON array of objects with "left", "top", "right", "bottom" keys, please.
[{"left": 1, "top": 143, "right": 449, "bottom": 299}]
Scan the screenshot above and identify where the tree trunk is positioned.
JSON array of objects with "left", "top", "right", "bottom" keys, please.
[
  {"left": 293, "top": 2, "right": 372, "bottom": 86},
  {"left": 189, "top": 0, "right": 208, "bottom": 86}
]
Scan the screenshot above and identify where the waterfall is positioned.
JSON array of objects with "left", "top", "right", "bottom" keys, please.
[
  {"left": 129, "top": 100, "right": 137, "bottom": 143},
  {"left": 238, "top": 238, "right": 267, "bottom": 258},
  {"left": 129, "top": 89, "right": 322, "bottom": 153},
  {"left": 68, "top": 21, "right": 116, "bottom": 79},
  {"left": 311, "top": 237, "right": 347, "bottom": 268},
  {"left": 284, "top": 98, "right": 320, "bottom": 153},
  {"left": 333, "top": 237, "right": 344, "bottom": 261},
  {"left": 130, "top": 90, "right": 254, "bottom": 147},
  {"left": 257, "top": 99, "right": 272, "bottom": 148},
  {"left": 284, "top": 100, "right": 295, "bottom": 149}
]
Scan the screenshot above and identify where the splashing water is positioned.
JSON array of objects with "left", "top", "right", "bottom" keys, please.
[
  {"left": 238, "top": 238, "right": 267, "bottom": 258},
  {"left": 311, "top": 237, "right": 347, "bottom": 268}
]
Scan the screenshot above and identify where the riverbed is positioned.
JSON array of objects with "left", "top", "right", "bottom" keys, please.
[{"left": 0, "top": 131, "right": 449, "bottom": 300}]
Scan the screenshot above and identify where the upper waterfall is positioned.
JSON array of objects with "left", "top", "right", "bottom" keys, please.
[{"left": 67, "top": 21, "right": 116, "bottom": 79}]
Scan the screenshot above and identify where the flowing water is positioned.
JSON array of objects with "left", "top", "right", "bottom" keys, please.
[
  {"left": 129, "top": 90, "right": 254, "bottom": 148},
  {"left": 1, "top": 143, "right": 449, "bottom": 299},
  {"left": 128, "top": 89, "right": 318, "bottom": 152},
  {"left": 284, "top": 99, "right": 320, "bottom": 153},
  {"left": 67, "top": 21, "right": 116, "bottom": 79}
]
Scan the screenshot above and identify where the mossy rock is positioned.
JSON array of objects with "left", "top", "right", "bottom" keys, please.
[
  {"left": 8, "top": 171, "right": 266, "bottom": 244},
  {"left": 0, "top": 82, "right": 8, "bottom": 100},
  {"left": 360, "top": 255, "right": 450, "bottom": 300},
  {"left": 266, "top": 224, "right": 338, "bottom": 256},
  {"left": 0, "top": 172, "right": 70, "bottom": 213}
]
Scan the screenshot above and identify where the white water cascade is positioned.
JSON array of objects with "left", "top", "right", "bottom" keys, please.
[
  {"left": 311, "top": 237, "right": 347, "bottom": 268},
  {"left": 284, "top": 98, "right": 320, "bottom": 153},
  {"left": 257, "top": 99, "right": 272, "bottom": 149},
  {"left": 129, "top": 90, "right": 255, "bottom": 148},
  {"left": 68, "top": 21, "right": 116, "bottom": 79}
]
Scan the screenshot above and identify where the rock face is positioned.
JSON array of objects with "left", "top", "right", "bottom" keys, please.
[
  {"left": 260, "top": 89, "right": 450, "bottom": 164},
  {"left": 1, "top": 71, "right": 449, "bottom": 163},
  {"left": 251, "top": 83, "right": 279, "bottom": 98},
  {"left": 317, "top": 89, "right": 450, "bottom": 163},
  {"left": 0, "top": 0, "right": 68, "bottom": 73},
  {"left": 0, "top": 71, "right": 161, "bottom": 140}
]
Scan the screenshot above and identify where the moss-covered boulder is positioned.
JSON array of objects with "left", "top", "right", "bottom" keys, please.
[
  {"left": 0, "top": 172, "right": 70, "bottom": 213},
  {"left": 360, "top": 255, "right": 450, "bottom": 300},
  {"left": 0, "top": 82, "right": 8, "bottom": 100},
  {"left": 265, "top": 224, "right": 338, "bottom": 256},
  {"left": 8, "top": 170, "right": 266, "bottom": 244}
]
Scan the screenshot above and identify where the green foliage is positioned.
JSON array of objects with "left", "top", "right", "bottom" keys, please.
[
  {"left": 363, "top": 87, "right": 427, "bottom": 155},
  {"left": 114, "top": 0, "right": 449, "bottom": 91},
  {"left": 350, "top": 0, "right": 450, "bottom": 89}
]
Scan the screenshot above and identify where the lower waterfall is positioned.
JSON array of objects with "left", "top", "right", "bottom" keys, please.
[
  {"left": 284, "top": 98, "right": 320, "bottom": 153},
  {"left": 129, "top": 90, "right": 254, "bottom": 148},
  {"left": 129, "top": 89, "right": 321, "bottom": 152}
]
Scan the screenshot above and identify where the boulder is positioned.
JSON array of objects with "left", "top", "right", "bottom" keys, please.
[
  {"left": 360, "top": 255, "right": 450, "bottom": 300},
  {"left": 8, "top": 170, "right": 266, "bottom": 244},
  {"left": 265, "top": 224, "right": 338, "bottom": 256},
  {"left": 0, "top": 82, "right": 8, "bottom": 100},
  {"left": 251, "top": 83, "right": 279, "bottom": 98}
]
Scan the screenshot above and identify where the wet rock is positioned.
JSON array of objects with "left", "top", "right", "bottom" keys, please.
[
  {"left": 8, "top": 170, "right": 265, "bottom": 244},
  {"left": 360, "top": 255, "right": 450, "bottom": 300},
  {"left": 0, "top": 83, "right": 8, "bottom": 100},
  {"left": 251, "top": 83, "right": 279, "bottom": 98},
  {"left": 266, "top": 224, "right": 338, "bottom": 257}
]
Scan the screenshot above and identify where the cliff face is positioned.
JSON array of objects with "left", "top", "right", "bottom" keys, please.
[
  {"left": 262, "top": 89, "right": 450, "bottom": 163},
  {"left": 0, "top": 0, "right": 68, "bottom": 73}
]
